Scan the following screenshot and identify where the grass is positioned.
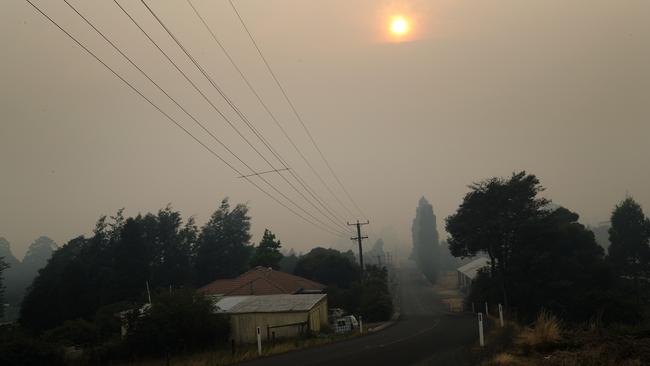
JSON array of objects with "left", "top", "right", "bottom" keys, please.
[{"left": 517, "top": 310, "right": 562, "bottom": 349}]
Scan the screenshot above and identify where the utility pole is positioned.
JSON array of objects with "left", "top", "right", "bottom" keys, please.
[{"left": 348, "top": 220, "right": 369, "bottom": 275}]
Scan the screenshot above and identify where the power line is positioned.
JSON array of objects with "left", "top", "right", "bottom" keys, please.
[
  {"left": 228, "top": 0, "right": 368, "bottom": 221},
  {"left": 25, "top": 0, "right": 345, "bottom": 238},
  {"left": 96, "top": 0, "right": 347, "bottom": 235},
  {"left": 187, "top": 0, "right": 355, "bottom": 224},
  {"left": 131, "top": 0, "right": 351, "bottom": 234},
  {"left": 83, "top": 0, "right": 346, "bottom": 236}
]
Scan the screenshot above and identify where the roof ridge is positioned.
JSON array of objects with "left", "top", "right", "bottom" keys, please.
[{"left": 224, "top": 276, "right": 287, "bottom": 295}]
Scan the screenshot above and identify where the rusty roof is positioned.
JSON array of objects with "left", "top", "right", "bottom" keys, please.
[{"left": 199, "top": 266, "right": 325, "bottom": 296}]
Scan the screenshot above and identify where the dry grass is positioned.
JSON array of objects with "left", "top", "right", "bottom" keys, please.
[
  {"left": 517, "top": 310, "right": 562, "bottom": 349},
  {"left": 491, "top": 353, "right": 517, "bottom": 364},
  {"left": 481, "top": 310, "right": 650, "bottom": 366}
]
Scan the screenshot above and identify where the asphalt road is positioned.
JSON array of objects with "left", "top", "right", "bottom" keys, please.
[{"left": 238, "top": 264, "right": 479, "bottom": 366}]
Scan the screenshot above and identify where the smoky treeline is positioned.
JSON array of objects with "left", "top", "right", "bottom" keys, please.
[
  {"left": 442, "top": 171, "right": 650, "bottom": 324},
  {"left": 15, "top": 198, "right": 257, "bottom": 332},
  {"left": 0, "top": 236, "right": 57, "bottom": 321}
]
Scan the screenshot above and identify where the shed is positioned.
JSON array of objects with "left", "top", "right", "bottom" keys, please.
[
  {"left": 214, "top": 294, "right": 328, "bottom": 344},
  {"left": 457, "top": 257, "right": 490, "bottom": 291}
]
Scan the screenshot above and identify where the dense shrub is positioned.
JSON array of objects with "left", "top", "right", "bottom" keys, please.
[
  {"left": 123, "top": 289, "right": 230, "bottom": 357},
  {"left": 294, "top": 247, "right": 360, "bottom": 288},
  {"left": 326, "top": 266, "right": 393, "bottom": 322},
  {"left": 0, "top": 326, "right": 64, "bottom": 366},
  {"left": 360, "top": 266, "right": 394, "bottom": 321},
  {"left": 43, "top": 318, "right": 98, "bottom": 348}
]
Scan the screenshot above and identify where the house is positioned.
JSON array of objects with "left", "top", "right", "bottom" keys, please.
[
  {"left": 213, "top": 293, "right": 328, "bottom": 344},
  {"left": 457, "top": 257, "right": 490, "bottom": 291},
  {"left": 199, "top": 266, "right": 326, "bottom": 296}
]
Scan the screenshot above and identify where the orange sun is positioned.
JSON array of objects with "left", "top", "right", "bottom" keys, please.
[{"left": 390, "top": 16, "right": 410, "bottom": 37}]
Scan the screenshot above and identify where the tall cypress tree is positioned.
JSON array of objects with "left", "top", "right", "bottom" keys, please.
[{"left": 411, "top": 197, "right": 440, "bottom": 283}]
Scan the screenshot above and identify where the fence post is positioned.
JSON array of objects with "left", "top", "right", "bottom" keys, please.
[
  {"left": 231, "top": 339, "right": 235, "bottom": 355},
  {"left": 478, "top": 312, "right": 485, "bottom": 347},
  {"left": 485, "top": 301, "right": 489, "bottom": 316},
  {"left": 498, "top": 303, "right": 504, "bottom": 327},
  {"left": 256, "top": 326, "right": 262, "bottom": 356},
  {"left": 359, "top": 315, "right": 363, "bottom": 334}
]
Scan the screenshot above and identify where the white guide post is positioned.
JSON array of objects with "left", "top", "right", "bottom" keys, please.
[
  {"left": 256, "top": 326, "right": 262, "bottom": 355},
  {"left": 498, "top": 303, "right": 504, "bottom": 327},
  {"left": 478, "top": 312, "right": 485, "bottom": 347},
  {"left": 359, "top": 316, "right": 363, "bottom": 334}
]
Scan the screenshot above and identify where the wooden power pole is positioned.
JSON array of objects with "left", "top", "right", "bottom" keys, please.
[{"left": 348, "top": 220, "right": 369, "bottom": 274}]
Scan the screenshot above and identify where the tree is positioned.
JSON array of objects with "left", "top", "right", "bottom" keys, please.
[
  {"left": 412, "top": 197, "right": 440, "bottom": 283},
  {"left": 195, "top": 199, "right": 252, "bottom": 286},
  {"left": 0, "top": 257, "right": 8, "bottom": 319},
  {"left": 0, "top": 238, "right": 20, "bottom": 308},
  {"left": 279, "top": 249, "right": 299, "bottom": 274},
  {"left": 20, "top": 236, "right": 91, "bottom": 332},
  {"left": 294, "top": 247, "right": 360, "bottom": 288},
  {"left": 249, "top": 229, "right": 283, "bottom": 269},
  {"left": 150, "top": 206, "right": 193, "bottom": 288},
  {"left": 110, "top": 216, "right": 150, "bottom": 302},
  {"left": 2, "top": 236, "right": 57, "bottom": 314},
  {"left": 446, "top": 171, "right": 549, "bottom": 308},
  {"left": 608, "top": 197, "right": 650, "bottom": 305},
  {"left": 366, "top": 238, "right": 386, "bottom": 266},
  {"left": 508, "top": 207, "right": 613, "bottom": 321},
  {"left": 22, "top": 236, "right": 57, "bottom": 272},
  {"left": 20, "top": 205, "right": 207, "bottom": 332}
]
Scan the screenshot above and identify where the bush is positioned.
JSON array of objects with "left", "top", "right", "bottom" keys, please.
[
  {"left": 43, "top": 318, "right": 98, "bottom": 347},
  {"left": 0, "top": 326, "right": 65, "bottom": 366},
  {"left": 517, "top": 310, "right": 562, "bottom": 353},
  {"left": 123, "top": 289, "right": 230, "bottom": 358}
]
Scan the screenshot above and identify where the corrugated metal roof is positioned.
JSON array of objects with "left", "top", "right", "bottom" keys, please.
[
  {"left": 457, "top": 257, "right": 490, "bottom": 279},
  {"left": 213, "top": 294, "right": 326, "bottom": 314},
  {"left": 214, "top": 296, "right": 250, "bottom": 312}
]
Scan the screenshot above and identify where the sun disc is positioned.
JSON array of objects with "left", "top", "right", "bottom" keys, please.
[{"left": 390, "top": 16, "right": 409, "bottom": 36}]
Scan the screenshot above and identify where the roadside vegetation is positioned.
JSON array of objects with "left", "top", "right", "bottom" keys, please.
[
  {"left": 480, "top": 311, "right": 650, "bottom": 366},
  {"left": 444, "top": 171, "right": 650, "bottom": 364}
]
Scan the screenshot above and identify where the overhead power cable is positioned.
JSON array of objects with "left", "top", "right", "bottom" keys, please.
[
  {"left": 128, "top": 0, "right": 351, "bottom": 234},
  {"left": 25, "top": 0, "right": 346, "bottom": 237},
  {"left": 228, "top": 0, "right": 369, "bottom": 221},
  {"left": 187, "top": 0, "right": 355, "bottom": 224}
]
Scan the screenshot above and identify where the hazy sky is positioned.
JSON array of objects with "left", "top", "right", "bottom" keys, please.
[{"left": 2, "top": 0, "right": 649, "bottom": 259}]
